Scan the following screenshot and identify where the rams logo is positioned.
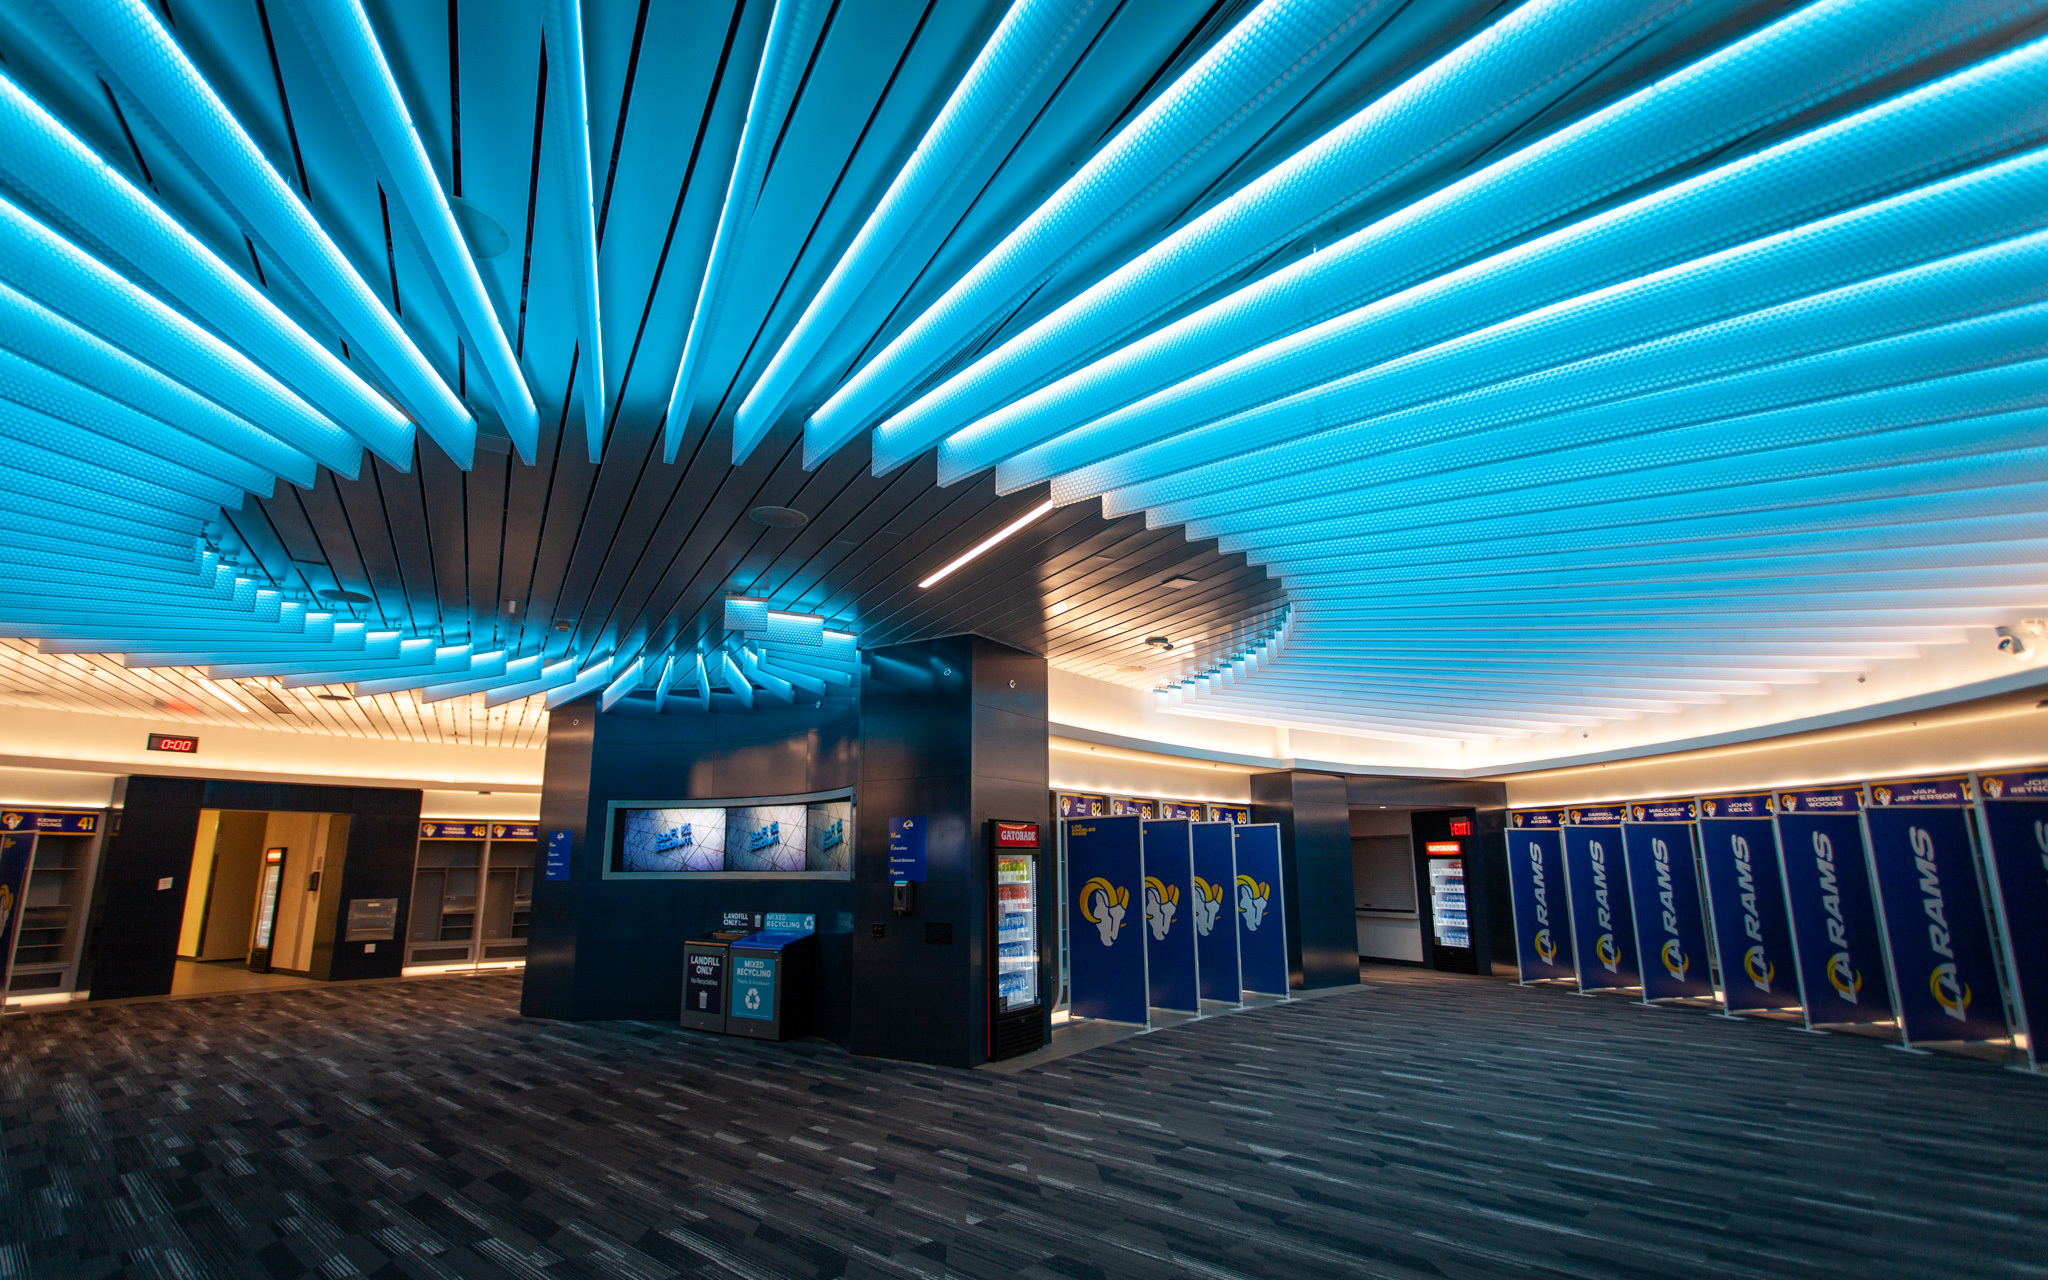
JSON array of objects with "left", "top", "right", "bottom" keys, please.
[
  {"left": 1078, "top": 877, "right": 1128, "bottom": 946},
  {"left": 1660, "top": 939, "right": 1689, "bottom": 981},
  {"left": 1987, "top": 777, "right": 2005, "bottom": 799},
  {"left": 1143, "top": 876, "right": 1180, "bottom": 941},
  {"left": 0, "top": 812, "right": 21, "bottom": 830},
  {"left": 0, "top": 882, "right": 11, "bottom": 929},
  {"left": 1594, "top": 932, "right": 1621, "bottom": 973},
  {"left": 1533, "top": 928, "right": 1556, "bottom": 964},
  {"left": 1931, "top": 962, "right": 1972, "bottom": 1022},
  {"left": 1742, "top": 945, "right": 1775, "bottom": 993},
  {"left": 1191, "top": 876, "right": 1223, "bottom": 936},
  {"left": 1873, "top": 786, "right": 1893, "bottom": 806},
  {"left": 1236, "top": 874, "right": 1271, "bottom": 930},
  {"left": 1827, "top": 951, "right": 1862, "bottom": 1003}
]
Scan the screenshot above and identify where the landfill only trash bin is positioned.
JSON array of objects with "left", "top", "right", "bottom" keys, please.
[
  {"left": 681, "top": 934, "right": 742, "bottom": 1031},
  {"left": 725, "top": 928, "right": 817, "bottom": 1042}
]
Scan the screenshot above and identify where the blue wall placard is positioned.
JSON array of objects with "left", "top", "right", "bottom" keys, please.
[
  {"left": 1505, "top": 826, "right": 1574, "bottom": 982},
  {"left": 1630, "top": 799, "right": 1698, "bottom": 823},
  {"left": 1141, "top": 819, "right": 1199, "bottom": 1012},
  {"left": 1773, "top": 810, "right": 1892, "bottom": 1027},
  {"left": 1700, "top": 793, "right": 1774, "bottom": 818},
  {"left": 1976, "top": 788, "right": 2048, "bottom": 1068},
  {"left": 1233, "top": 823, "right": 1290, "bottom": 995},
  {"left": 1191, "top": 822, "right": 1241, "bottom": 1004},
  {"left": 0, "top": 810, "right": 100, "bottom": 835},
  {"left": 1863, "top": 805, "right": 2009, "bottom": 1045},
  {"left": 1869, "top": 776, "right": 1972, "bottom": 807},
  {"left": 1561, "top": 826, "right": 1637, "bottom": 991},
  {"left": 1509, "top": 808, "right": 1566, "bottom": 829},
  {"left": 0, "top": 832, "right": 34, "bottom": 997},
  {"left": 887, "top": 817, "right": 927, "bottom": 883},
  {"left": 544, "top": 830, "right": 573, "bottom": 881},
  {"left": 1065, "top": 816, "right": 1148, "bottom": 1024},
  {"left": 1697, "top": 816, "right": 1800, "bottom": 1012},
  {"left": 1622, "top": 822, "right": 1715, "bottom": 1002}
]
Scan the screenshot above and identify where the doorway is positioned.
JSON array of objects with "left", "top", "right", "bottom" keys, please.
[{"left": 176, "top": 809, "right": 351, "bottom": 993}]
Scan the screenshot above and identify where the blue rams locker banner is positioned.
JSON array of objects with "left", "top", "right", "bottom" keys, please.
[
  {"left": 1562, "top": 822, "right": 1637, "bottom": 990},
  {"left": 1141, "top": 820, "right": 1200, "bottom": 1012},
  {"left": 1065, "top": 816, "right": 1148, "bottom": 1024},
  {"left": 1191, "top": 822, "right": 1242, "bottom": 1003},
  {"left": 1622, "top": 822, "right": 1715, "bottom": 1001},
  {"left": 1696, "top": 813, "right": 1801, "bottom": 1012},
  {"left": 1774, "top": 793, "right": 1893, "bottom": 1027},
  {"left": 1233, "top": 823, "right": 1290, "bottom": 995},
  {"left": 1976, "top": 773, "right": 2048, "bottom": 1068},
  {"left": 0, "top": 832, "right": 33, "bottom": 997},
  {"left": 1862, "top": 800, "right": 2010, "bottom": 1045},
  {"left": 1504, "top": 824, "right": 1574, "bottom": 982}
]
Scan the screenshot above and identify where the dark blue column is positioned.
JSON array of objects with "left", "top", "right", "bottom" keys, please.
[
  {"left": 853, "top": 636, "right": 1048, "bottom": 1067},
  {"left": 1251, "top": 770, "right": 1358, "bottom": 989}
]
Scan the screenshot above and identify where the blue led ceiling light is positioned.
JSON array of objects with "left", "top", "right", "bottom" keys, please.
[
  {"left": 881, "top": 0, "right": 1696, "bottom": 479},
  {"left": 976, "top": 10, "right": 2048, "bottom": 494},
  {"left": 735, "top": 0, "right": 1097, "bottom": 465},
  {"left": 812, "top": 0, "right": 1403, "bottom": 470},
  {"left": 540, "top": 0, "right": 606, "bottom": 463},
  {"left": 0, "top": 71, "right": 414, "bottom": 470},
  {"left": 276, "top": 0, "right": 540, "bottom": 463},
  {"left": 665, "top": 0, "right": 823, "bottom": 465},
  {"left": 48, "top": 0, "right": 475, "bottom": 466}
]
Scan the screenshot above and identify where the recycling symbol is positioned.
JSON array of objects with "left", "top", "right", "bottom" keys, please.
[{"left": 745, "top": 986, "right": 761, "bottom": 1011}]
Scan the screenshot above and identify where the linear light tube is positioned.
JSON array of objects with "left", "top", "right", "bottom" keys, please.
[
  {"left": 279, "top": 0, "right": 539, "bottom": 463},
  {"left": 813, "top": 0, "right": 1405, "bottom": 470},
  {"left": 0, "top": 197, "right": 364, "bottom": 476},
  {"left": 0, "top": 69, "right": 414, "bottom": 468},
  {"left": 918, "top": 499, "right": 1055, "bottom": 588},
  {"left": 875, "top": 0, "right": 1686, "bottom": 475},
  {"left": 1093, "top": 191, "right": 2048, "bottom": 517},
  {"left": 665, "top": 0, "right": 822, "bottom": 464},
  {"left": 52, "top": 0, "right": 475, "bottom": 464},
  {"left": 734, "top": 0, "right": 1096, "bottom": 464},
  {"left": 976, "top": 14, "right": 2048, "bottom": 492},
  {"left": 539, "top": 0, "right": 606, "bottom": 462}
]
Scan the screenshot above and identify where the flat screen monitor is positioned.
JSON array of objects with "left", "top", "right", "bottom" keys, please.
[{"left": 603, "top": 789, "right": 854, "bottom": 878}]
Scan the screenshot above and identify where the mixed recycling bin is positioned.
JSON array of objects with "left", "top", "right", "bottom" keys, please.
[{"left": 724, "top": 927, "right": 817, "bottom": 1041}]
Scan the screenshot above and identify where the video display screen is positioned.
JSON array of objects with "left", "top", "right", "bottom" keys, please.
[
  {"left": 617, "top": 807, "right": 725, "bottom": 872},
  {"left": 608, "top": 794, "right": 853, "bottom": 876}
]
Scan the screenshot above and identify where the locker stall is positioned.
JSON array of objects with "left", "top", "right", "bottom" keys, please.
[{"left": 408, "top": 822, "right": 536, "bottom": 968}]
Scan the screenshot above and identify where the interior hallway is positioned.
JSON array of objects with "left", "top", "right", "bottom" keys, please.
[{"left": 3, "top": 967, "right": 2043, "bottom": 1279}]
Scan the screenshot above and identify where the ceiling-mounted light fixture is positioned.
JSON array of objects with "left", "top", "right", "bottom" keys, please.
[
  {"left": 919, "top": 499, "right": 1055, "bottom": 588},
  {"left": 1145, "top": 636, "right": 1174, "bottom": 651}
]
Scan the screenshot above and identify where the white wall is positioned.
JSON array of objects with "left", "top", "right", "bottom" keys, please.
[{"left": 1049, "top": 740, "right": 1252, "bottom": 804}]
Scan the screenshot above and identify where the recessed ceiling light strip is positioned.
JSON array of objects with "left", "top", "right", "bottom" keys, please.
[{"left": 918, "top": 499, "right": 1054, "bottom": 588}]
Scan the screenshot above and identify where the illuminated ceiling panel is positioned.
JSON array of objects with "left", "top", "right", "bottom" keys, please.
[{"left": 0, "top": 0, "right": 2041, "bottom": 752}]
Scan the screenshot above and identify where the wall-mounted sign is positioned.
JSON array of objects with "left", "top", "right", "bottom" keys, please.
[
  {"left": 1699, "top": 793, "right": 1772, "bottom": 817},
  {"left": 1057, "top": 792, "right": 1106, "bottom": 819},
  {"left": 490, "top": 824, "right": 540, "bottom": 840},
  {"left": 887, "top": 817, "right": 927, "bottom": 882},
  {"left": 1629, "top": 799, "right": 1698, "bottom": 822},
  {"left": 1424, "top": 840, "right": 1462, "bottom": 855},
  {"left": 1206, "top": 804, "right": 1250, "bottom": 824},
  {"left": 1158, "top": 801, "right": 1202, "bottom": 821},
  {"left": 0, "top": 810, "right": 99, "bottom": 834},
  {"left": 1447, "top": 818, "right": 1473, "bottom": 836},
  {"left": 1867, "top": 776, "right": 1971, "bottom": 807},
  {"left": 1980, "top": 771, "right": 2048, "bottom": 800},
  {"left": 1777, "top": 787, "right": 1861, "bottom": 812},
  {"left": 146, "top": 732, "right": 198, "bottom": 753},
  {"left": 419, "top": 822, "right": 491, "bottom": 840},
  {"left": 1509, "top": 809, "right": 1565, "bottom": 829},
  {"left": 994, "top": 821, "right": 1040, "bottom": 848},
  {"left": 544, "top": 830, "right": 572, "bottom": 881},
  {"left": 1565, "top": 805, "right": 1626, "bottom": 826}
]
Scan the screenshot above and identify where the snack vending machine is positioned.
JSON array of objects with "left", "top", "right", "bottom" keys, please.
[{"left": 987, "top": 820, "right": 1046, "bottom": 1061}]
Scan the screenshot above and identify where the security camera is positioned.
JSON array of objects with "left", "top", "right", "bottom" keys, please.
[{"left": 1995, "top": 626, "right": 2031, "bottom": 657}]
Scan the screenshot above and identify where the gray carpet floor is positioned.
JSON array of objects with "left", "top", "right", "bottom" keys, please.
[{"left": 2, "top": 964, "right": 2044, "bottom": 1279}]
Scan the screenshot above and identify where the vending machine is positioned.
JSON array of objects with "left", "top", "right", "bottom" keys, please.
[{"left": 987, "top": 819, "right": 1046, "bottom": 1061}]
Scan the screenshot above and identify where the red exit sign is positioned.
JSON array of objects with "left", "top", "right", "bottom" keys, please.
[
  {"left": 147, "top": 733, "right": 199, "bottom": 754},
  {"left": 1447, "top": 818, "right": 1472, "bottom": 836},
  {"left": 994, "top": 821, "right": 1040, "bottom": 848}
]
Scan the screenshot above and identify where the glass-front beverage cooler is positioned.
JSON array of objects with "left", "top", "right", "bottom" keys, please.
[{"left": 987, "top": 820, "right": 1046, "bottom": 1061}]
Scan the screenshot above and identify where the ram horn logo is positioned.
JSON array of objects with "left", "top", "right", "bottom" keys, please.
[
  {"left": 1533, "top": 928, "right": 1556, "bottom": 964},
  {"left": 1874, "top": 786, "right": 1893, "bottom": 806},
  {"left": 1236, "top": 874, "right": 1271, "bottom": 930},
  {"left": 1660, "top": 939, "right": 1689, "bottom": 981},
  {"left": 1826, "top": 951, "right": 1862, "bottom": 1003},
  {"left": 1931, "top": 962, "right": 1972, "bottom": 1022},
  {"left": 0, "top": 882, "right": 12, "bottom": 928},
  {"left": 1742, "top": 946, "right": 1775, "bottom": 992},
  {"left": 1704, "top": 800, "right": 1717, "bottom": 816},
  {"left": 1594, "top": 933, "right": 1621, "bottom": 973},
  {"left": 1191, "top": 876, "right": 1223, "bottom": 936},
  {"left": 1987, "top": 776, "right": 2005, "bottom": 799},
  {"left": 1143, "top": 876, "right": 1180, "bottom": 941},
  {"left": 1078, "top": 877, "right": 1128, "bottom": 946},
  {"left": 1632, "top": 805, "right": 1645, "bottom": 821}
]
